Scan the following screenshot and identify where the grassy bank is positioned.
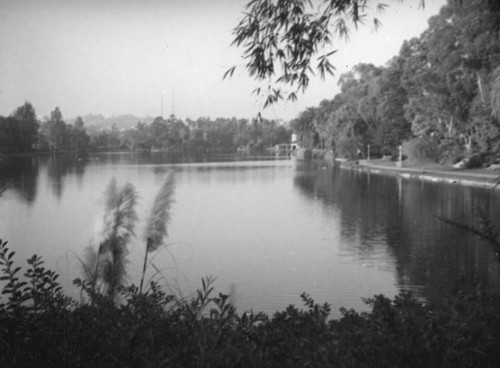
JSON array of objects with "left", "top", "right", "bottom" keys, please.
[{"left": 1, "top": 239, "right": 499, "bottom": 368}]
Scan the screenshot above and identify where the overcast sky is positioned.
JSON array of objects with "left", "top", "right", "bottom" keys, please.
[{"left": 0, "top": 0, "right": 446, "bottom": 122}]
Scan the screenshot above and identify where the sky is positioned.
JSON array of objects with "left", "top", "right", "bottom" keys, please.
[{"left": 0, "top": 0, "right": 447, "bottom": 122}]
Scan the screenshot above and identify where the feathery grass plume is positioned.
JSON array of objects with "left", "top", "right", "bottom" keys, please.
[
  {"left": 140, "top": 170, "right": 176, "bottom": 292},
  {"left": 84, "top": 178, "right": 138, "bottom": 299}
]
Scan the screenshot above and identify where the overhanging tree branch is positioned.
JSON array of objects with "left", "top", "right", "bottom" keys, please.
[{"left": 227, "top": 0, "right": 499, "bottom": 109}]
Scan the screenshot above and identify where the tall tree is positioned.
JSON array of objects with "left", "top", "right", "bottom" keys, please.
[
  {"left": 0, "top": 117, "right": 21, "bottom": 153},
  {"left": 45, "top": 107, "right": 67, "bottom": 153},
  {"left": 72, "top": 116, "right": 90, "bottom": 154},
  {"left": 11, "top": 101, "right": 39, "bottom": 152},
  {"left": 291, "top": 107, "right": 318, "bottom": 149},
  {"left": 400, "top": 0, "right": 500, "bottom": 162},
  {"left": 376, "top": 56, "right": 411, "bottom": 154}
]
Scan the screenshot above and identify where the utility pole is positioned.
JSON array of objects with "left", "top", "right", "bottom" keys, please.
[
  {"left": 171, "top": 87, "right": 175, "bottom": 116},
  {"left": 161, "top": 91, "right": 165, "bottom": 118}
]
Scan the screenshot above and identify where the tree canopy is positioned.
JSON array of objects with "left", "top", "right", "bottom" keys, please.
[
  {"left": 229, "top": 0, "right": 500, "bottom": 107},
  {"left": 289, "top": 0, "right": 500, "bottom": 164},
  {"left": 0, "top": 101, "right": 39, "bottom": 154}
]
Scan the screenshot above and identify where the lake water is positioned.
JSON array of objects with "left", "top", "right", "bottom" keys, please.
[{"left": 1, "top": 153, "right": 499, "bottom": 317}]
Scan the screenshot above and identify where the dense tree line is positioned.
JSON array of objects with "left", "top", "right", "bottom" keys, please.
[
  {"left": 39, "top": 107, "right": 91, "bottom": 154},
  {"left": 291, "top": 0, "right": 500, "bottom": 165},
  {"left": 0, "top": 102, "right": 39, "bottom": 154},
  {"left": 0, "top": 102, "right": 291, "bottom": 155},
  {"left": 0, "top": 102, "right": 90, "bottom": 155},
  {"left": 89, "top": 114, "right": 290, "bottom": 153}
]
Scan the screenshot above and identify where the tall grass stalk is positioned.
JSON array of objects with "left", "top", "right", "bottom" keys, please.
[
  {"left": 84, "top": 178, "right": 138, "bottom": 298},
  {"left": 140, "top": 170, "right": 175, "bottom": 293},
  {"left": 437, "top": 207, "right": 500, "bottom": 260}
]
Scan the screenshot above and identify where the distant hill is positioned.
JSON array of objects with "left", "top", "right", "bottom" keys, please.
[{"left": 67, "top": 114, "right": 155, "bottom": 130}]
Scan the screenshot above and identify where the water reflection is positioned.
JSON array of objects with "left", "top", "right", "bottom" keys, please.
[
  {"left": 0, "top": 156, "right": 40, "bottom": 204},
  {"left": 44, "top": 155, "right": 88, "bottom": 199},
  {"left": 1, "top": 153, "right": 499, "bottom": 315},
  {"left": 293, "top": 161, "right": 500, "bottom": 305},
  {"left": 0, "top": 154, "right": 90, "bottom": 202},
  {"left": 90, "top": 151, "right": 286, "bottom": 166}
]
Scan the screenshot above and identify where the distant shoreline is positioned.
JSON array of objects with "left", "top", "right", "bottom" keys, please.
[
  {"left": 0, "top": 151, "right": 53, "bottom": 158},
  {"left": 337, "top": 159, "right": 500, "bottom": 189}
]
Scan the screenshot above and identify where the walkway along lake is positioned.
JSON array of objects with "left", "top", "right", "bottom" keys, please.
[{"left": 0, "top": 153, "right": 499, "bottom": 316}]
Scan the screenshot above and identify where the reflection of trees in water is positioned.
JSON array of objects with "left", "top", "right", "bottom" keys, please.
[
  {"left": 44, "top": 154, "right": 88, "bottom": 199},
  {"left": 91, "top": 151, "right": 198, "bottom": 166},
  {"left": 0, "top": 156, "right": 39, "bottom": 204},
  {"left": 393, "top": 180, "right": 500, "bottom": 305},
  {"left": 293, "top": 162, "right": 500, "bottom": 305},
  {"left": 293, "top": 162, "right": 398, "bottom": 256},
  {"left": 0, "top": 155, "right": 89, "bottom": 202}
]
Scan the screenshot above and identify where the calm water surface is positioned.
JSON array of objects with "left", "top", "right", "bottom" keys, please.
[{"left": 1, "top": 153, "right": 499, "bottom": 316}]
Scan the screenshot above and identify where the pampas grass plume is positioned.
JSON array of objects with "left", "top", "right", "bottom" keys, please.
[
  {"left": 140, "top": 170, "right": 175, "bottom": 292},
  {"left": 144, "top": 170, "right": 176, "bottom": 252},
  {"left": 84, "top": 177, "right": 138, "bottom": 298}
]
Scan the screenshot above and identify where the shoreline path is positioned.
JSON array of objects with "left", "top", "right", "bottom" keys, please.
[{"left": 349, "top": 159, "right": 500, "bottom": 189}]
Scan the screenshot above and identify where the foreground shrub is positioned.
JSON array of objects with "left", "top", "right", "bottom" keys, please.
[{"left": 1, "top": 239, "right": 500, "bottom": 367}]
